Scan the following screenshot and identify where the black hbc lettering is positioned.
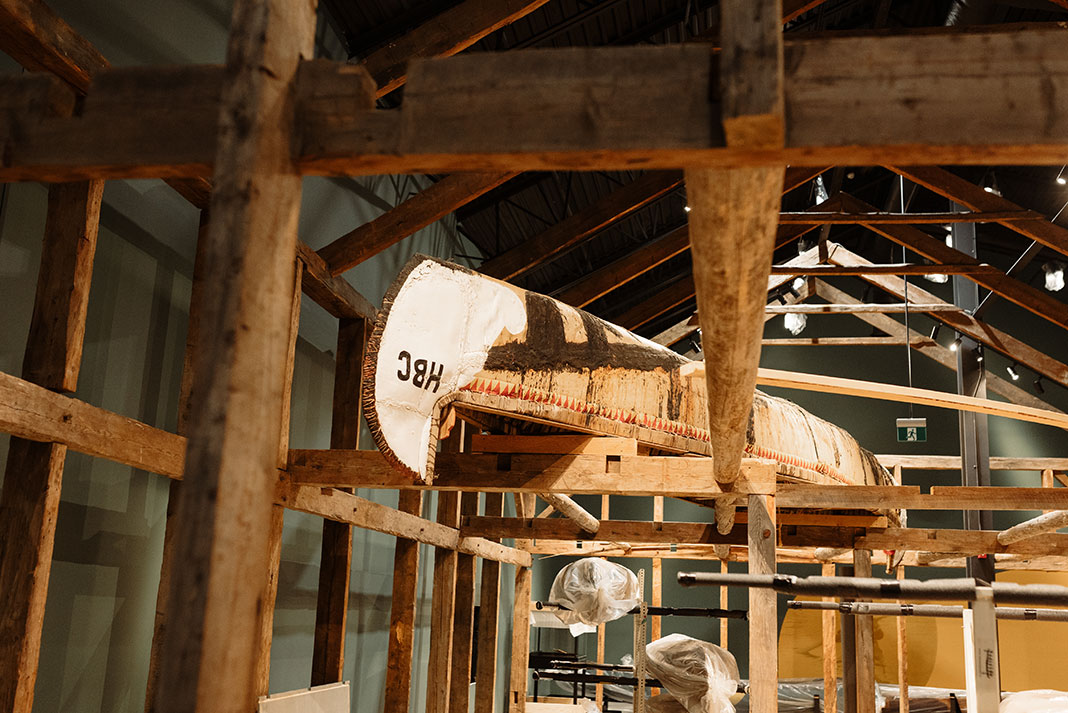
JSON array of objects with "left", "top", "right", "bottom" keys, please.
[{"left": 397, "top": 351, "right": 444, "bottom": 394}]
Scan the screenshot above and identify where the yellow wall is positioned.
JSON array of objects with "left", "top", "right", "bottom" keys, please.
[{"left": 778, "top": 570, "right": 1068, "bottom": 691}]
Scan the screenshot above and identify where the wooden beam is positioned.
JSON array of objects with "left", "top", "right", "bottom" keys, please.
[
  {"left": 770, "top": 263, "right": 1000, "bottom": 276},
  {"left": 997, "top": 510, "right": 1068, "bottom": 545},
  {"left": 478, "top": 171, "right": 684, "bottom": 282},
  {"left": 776, "top": 485, "right": 1068, "bottom": 511},
  {"left": 896, "top": 566, "right": 909, "bottom": 713},
  {"left": 311, "top": 318, "right": 365, "bottom": 686},
  {"left": 427, "top": 488, "right": 461, "bottom": 713},
  {"left": 360, "top": 0, "right": 552, "bottom": 97},
  {"left": 877, "top": 455, "right": 1068, "bottom": 471},
  {"left": 473, "top": 493, "right": 504, "bottom": 713},
  {"left": 689, "top": 0, "right": 784, "bottom": 537},
  {"left": 287, "top": 449, "right": 777, "bottom": 498},
  {"left": 383, "top": 490, "right": 424, "bottom": 713},
  {"left": 749, "top": 494, "right": 778, "bottom": 713},
  {"left": 5, "top": 28, "right": 1068, "bottom": 179},
  {"left": 0, "top": 179, "right": 103, "bottom": 713},
  {"left": 449, "top": 492, "right": 481, "bottom": 713},
  {"left": 0, "top": 0, "right": 107, "bottom": 93},
  {"left": 152, "top": 4, "right": 315, "bottom": 712},
  {"left": 827, "top": 244, "right": 1068, "bottom": 390},
  {"left": 778, "top": 209, "right": 1039, "bottom": 224},
  {"left": 613, "top": 273, "right": 694, "bottom": 331},
  {"left": 317, "top": 172, "right": 516, "bottom": 275},
  {"left": 296, "top": 242, "right": 376, "bottom": 320},
  {"left": 888, "top": 165, "right": 1068, "bottom": 259},
  {"left": 470, "top": 434, "right": 638, "bottom": 456},
  {"left": 754, "top": 366, "right": 1068, "bottom": 430},
  {"left": 554, "top": 166, "right": 825, "bottom": 308},
  {"left": 764, "top": 302, "right": 960, "bottom": 314},
  {"left": 838, "top": 193, "right": 1068, "bottom": 332},
  {"left": 821, "top": 562, "right": 838, "bottom": 713},
  {"left": 509, "top": 494, "right": 534, "bottom": 713},
  {"left": 539, "top": 493, "right": 599, "bottom": 534},
  {"left": 813, "top": 280, "right": 1056, "bottom": 413},
  {"left": 853, "top": 549, "right": 876, "bottom": 713}
]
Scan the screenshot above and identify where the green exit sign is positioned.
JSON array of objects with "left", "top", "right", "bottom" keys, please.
[{"left": 896, "top": 417, "right": 927, "bottom": 442}]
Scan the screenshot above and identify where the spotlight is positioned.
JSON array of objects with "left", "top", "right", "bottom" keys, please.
[
  {"left": 1043, "top": 262, "right": 1065, "bottom": 292},
  {"left": 1057, "top": 166, "right": 1067, "bottom": 186},
  {"left": 950, "top": 336, "right": 962, "bottom": 352},
  {"left": 791, "top": 277, "right": 806, "bottom": 292},
  {"left": 684, "top": 205, "right": 692, "bottom": 213},
  {"left": 924, "top": 273, "right": 949, "bottom": 285},
  {"left": 784, "top": 312, "right": 807, "bottom": 336},
  {"left": 1007, "top": 363, "right": 1020, "bottom": 381},
  {"left": 976, "top": 347, "right": 984, "bottom": 364},
  {"left": 930, "top": 323, "right": 941, "bottom": 341},
  {"left": 983, "top": 172, "right": 1001, "bottom": 196},
  {"left": 1034, "top": 377, "right": 1045, "bottom": 395}
]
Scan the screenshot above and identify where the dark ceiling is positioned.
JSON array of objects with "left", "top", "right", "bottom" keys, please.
[{"left": 319, "top": 0, "right": 1068, "bottom": 346}]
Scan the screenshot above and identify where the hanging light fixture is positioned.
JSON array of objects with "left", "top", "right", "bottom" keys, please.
[
  {"left": 1007, "top": 363, "right": 1020, "bottom": 381},
  {"left": 784, "top": 312, "right": 807, "bottom": 336},
  {"left": 950, "top": 336, "right": 962, "bottom": 352},
  {"left": 930, "top": 323, "right": 941, "bottom": 341},
  {"left": 1057, "top": 165, "right": 1067, "bottom": 186},
  {"left": 1043, "top": 261, "right": 1065, "bottom": 292},
  {"left": 1034, "top": 377, "right": 1045, "bottom": 395},
  {"left": 982, "top": 171, "right": 1001, "bottom": 196}
]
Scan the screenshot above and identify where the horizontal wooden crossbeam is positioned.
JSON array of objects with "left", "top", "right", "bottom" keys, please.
[
  {"left": 778, "top": 209, "right": 1040, "bottom": 224},
  {"left": 877, "top": 455, "right": 1068, "bottom": 471},
  {"left": 769, "top": 263, "right": 1000, "bottom": 276},
  {"left": 2, "top": 26, "right": 1067, "bottom": 182},
  {"left": 764, "top": 302, "right": 959, "bottom": 314},
  {"left": 761, "top": 336, "right": 937, "bottom": 347}
]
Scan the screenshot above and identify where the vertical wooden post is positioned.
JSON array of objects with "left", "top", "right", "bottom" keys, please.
[
  {"left": 596, "top": 494, "right": 609, "bottom": 709},
  {"left": 384, "top": 489, "right": 425, "bottom": 713},
  {"left": 719, "top": 560, "right": 729, "bottom": 649},
  {"left": 449, "top": 492, "right": 481, "bottom": 713},
  {"left": 895, "top": 566, "right": 909, "bottom": 713},
  {"left": 310, "top": 316, "right": 366, "bottom": 685},
  {"left": 840, "top": 563, "right": 857, "bottom": 713},
  {"left": 254, "top": 259, "right": 303, "bottom": 696},
  {"left": 747, "top": 494, "right": 777, "bottom": 713},
  {"left": 474, "top": 493, "right": 505, "bottom": 713},
  {"left": 153, "top": 2, "right": 316, "bottom": 712},
  {"left": 145, "top": 211, "right": 212, "bottom": 713},
  {"left": 687, "top": 0, "right": 786, "bottom": 533},
  {"left": 1042, "top": 469, "right": 1055, "bottom": 514},
  {"left": 428, "top": 488, "right": 462, "bottom": 713},
  {"left": 853, "top": 550, "right": 876, "bottom": 713},
  {"left": 821, "top": 562, "right": 838, "bottom": 713},
  {"left": 651, "top": 497, "right": 663, "bottom": 642},
  {"left": 509, "top": 494, "right": 534, "bottom": 713},
  {"left": 0, "top": 179, "right": 104, "bottom": 713}
]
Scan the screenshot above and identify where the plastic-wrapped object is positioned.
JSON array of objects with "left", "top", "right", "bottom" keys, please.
[
  {"left": 644, "top": 634, "right": 741, "bottom": 713},
  {"left": 548, "top": 559, "right": 641, "bottom": 634},
  {"left": 1001, "top": 690, "right": 1068, "bottom": 712}
]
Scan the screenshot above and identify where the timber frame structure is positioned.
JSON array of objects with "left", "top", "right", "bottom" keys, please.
[{"left": 2, "top": 2, "right": 1068, "bottom": 713}]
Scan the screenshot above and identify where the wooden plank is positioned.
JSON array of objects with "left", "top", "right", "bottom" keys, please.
[
  {"left": 509, "top": 562, "right": 532, "bottom": 713},
  {"left": 360, "top": 0, "right": 553, "bottom": 97},
  {"left": 0, "top": 178, "right": 104, "bottom": 713},
  {"left": 470, "top": 435, "right": 638, "bottom": 456},
  {"left": 311, "top": 318, "right": 366, "bottom": 686},
  {"left": 427, "top": 489, "right": 461, "bottom": 713},
  {"left": 287, "top": 449, "right": 777, "bottom": 498},
  {"left": 853, "top": 550, "right": 876, "bottom": 713},
  {"left": 838, "top": 193, "right": 1068, "bottom": 331},
  {"left": 596, "top": 494, "right": 608, "bottom": 709},
  {"left": 812, "top": 280, "right": 1056, "bottom": 413},
  {"left": 151, "top": 4, "right": 316, "bottom": 712},
  {"left": 997, "top": 510, "right": 1068, "bottom": 545},
  {"left": 719, "top": 560, "right": 729, "bottom": 648},
  {"left": 748, "top": 494, "right": 778, "bottom": 713},
  {"left": 0, "top": 363, "right": 186, "bottom": 477},
  {"left": 821, "top": 562, "right": 838, "bottom": 713},
  {"left": 473, "top": 493, "right": 504, "bottom": 713},
  {"left": 777, "top": 484, "right": 1068, "bottom": 511},
  {"left": 779, "top": 209, "right": 1038, "bottom": 224},
  {"left": 651, "top": 496, "right": 664, "bottom": 644},
  {"left": 889, "top": 165, "right": 1068, "bottom": 259},
  {"left": 754, "top": 367, "right": 1068, "bottom": 430},
  {"left": 876, "top": 455, "right": 1068, "bottom": 471},
  {"left": 896, "top": 566, "right": 909, "bottom": 713},
  {"left": 478, "top": 172, "right": 684, "bottom": 281},
  {"left": 383, "top": 490, "right": 425, "bottom": 713},
  {"left": 317, "top": 172, "right": 516, "bottom": 275},
  {"left": 449, "top": 492, "right": 481, "bottom": 713}
]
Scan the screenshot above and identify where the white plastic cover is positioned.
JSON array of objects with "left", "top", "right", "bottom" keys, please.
[
  {"left": 548, "top": 559, "right": 641, "bottom": 634},
  {"left": 1001, "top": 690, "right": 1068, "bottom": 713},
  {"left": 644, "top": 634, "right": 740, "bottom": 713}
]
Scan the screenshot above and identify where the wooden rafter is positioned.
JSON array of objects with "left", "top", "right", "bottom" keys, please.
[
  {"left": 813, "top": 280, "right": 1056, "bottom": 412},
  {"left": 771, "top": 263, "right": 1000, "bottom": 276},
  {"left": 778, "top": 209, "right": 1041, "bottom": 224},
  {"left": 317, "top": 171, "right": 517, "bottom": 275},
  {"left": 359, "top": 0, "right": 553, "bottom": 97},
  {"left": 479, "top": 171, "right": 684, "bottom": 281},
  {"left": 837, "top": 193, "right": 1068, "bottom": 331},
  {"left": 828, "top": 244, "right": 1068, "bottom": 389}
]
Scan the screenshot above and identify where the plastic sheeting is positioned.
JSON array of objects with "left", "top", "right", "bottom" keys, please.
[
  {"left": 549, "top": 559, "right": 641, "bottom": 635},
  {"left": 644, "top": 634, "right": 741, "bottom": 713},
  {"left": 1001, "top": 690, "right": 1068, "bottom": 712}
]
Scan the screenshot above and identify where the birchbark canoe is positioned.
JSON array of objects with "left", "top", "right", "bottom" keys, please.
[{"left": 362, "top": 255, "right": 897, "bottom": 499}]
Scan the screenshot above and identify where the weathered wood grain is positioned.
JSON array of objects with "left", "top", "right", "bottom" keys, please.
[{"left": 473, "top": 493, "right": 504, "bottom": 713}]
